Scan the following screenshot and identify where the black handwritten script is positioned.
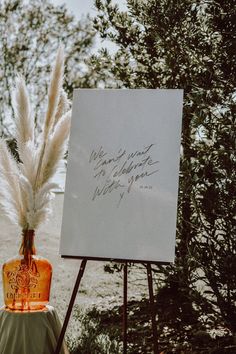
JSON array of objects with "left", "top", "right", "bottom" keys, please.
[{"left": 89, "top": 144, "right": 159, "bottom": 207}]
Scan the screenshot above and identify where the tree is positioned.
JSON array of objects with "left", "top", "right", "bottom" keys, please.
[
  {"left": 88, "top": 0, "right": 236, "bottom": 349},
  {"left": 0, "top": 0, "right": 95, "bottom": 138}
]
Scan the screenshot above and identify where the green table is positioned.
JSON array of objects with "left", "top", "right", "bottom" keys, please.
[{"left": 0, "top": 305, "right": 69, "bottom": 354}]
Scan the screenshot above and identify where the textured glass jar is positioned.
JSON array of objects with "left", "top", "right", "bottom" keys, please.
[{"left": 2, "top": 230, "right": 52, "bottom": 311}]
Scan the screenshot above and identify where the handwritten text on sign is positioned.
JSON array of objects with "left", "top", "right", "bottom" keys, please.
[
  {"left": 60, "top": 89, "right": 183, "bottom": 262},
  {"left": 89, "top": 144, "right": 159, "bottom": 206}
]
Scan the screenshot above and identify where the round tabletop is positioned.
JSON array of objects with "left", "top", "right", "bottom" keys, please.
[{"left": 0, "top": 305, "right": 69, "bottom": 354}]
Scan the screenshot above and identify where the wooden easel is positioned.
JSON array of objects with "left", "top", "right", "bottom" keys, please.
[{"left": 54, "top": 257, "right": 167, "bottom": 354}]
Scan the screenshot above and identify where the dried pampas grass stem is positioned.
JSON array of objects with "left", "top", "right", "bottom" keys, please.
[
  {"left": 44, "top": 46, "right": 64, "bottom": 140},
  {"left": 13, "top": 75, "right": 34, "bottom": 162},
  {"left": 39, "top": 110, "right": 71, "bottom": 186},
  {"left": 0, "top": 139, "right": 26, "bottom": 228},
  {"left": 34, "top": 46, "right": 65, "bottom": 191}
]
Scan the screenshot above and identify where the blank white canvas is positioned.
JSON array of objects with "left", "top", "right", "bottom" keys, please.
[{"left": 60, "top": 89, "right": 183, "bottom": 263}]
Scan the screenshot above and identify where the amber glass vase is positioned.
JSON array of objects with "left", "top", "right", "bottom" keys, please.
[{"left": 2, "top": 230, "right": 52, "bottom": 311}]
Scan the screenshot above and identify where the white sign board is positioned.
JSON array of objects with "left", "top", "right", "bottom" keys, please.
[{"left": 60, "top": 89, "right": 183, "bottom": 263}]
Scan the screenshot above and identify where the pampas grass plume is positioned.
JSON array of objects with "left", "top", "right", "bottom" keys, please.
[
  {"left": 0, "top": 138, "right": 26, "bottom": 228},
  {"left": 12, "top": 75, "right": 34, "bottom": 161},
  {"left": 44, "top": 46, "right": 64, "bottom": 140},
  {"left": 39, "top": 111, "right": 71, "bottom": 186},
  {"left": 0, "top": 47, "right": 71, "bottom": 230}
]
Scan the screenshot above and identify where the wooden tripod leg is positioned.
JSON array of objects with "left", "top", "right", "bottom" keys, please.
[
  {"left": 123, "top": 261, "right": 128, "bottom": 354},
  {"left": 54, "top": 258, "right": 87, "bottom": 354},
  {"left": 147, "top": 263, "right": 159, "bottom": 354}
]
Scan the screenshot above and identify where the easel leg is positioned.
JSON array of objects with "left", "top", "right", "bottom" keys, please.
[
  {"left": 123, "top": 261, "right": 128, "bottom": 354},
  {"left": 54, "top": 259, "right": 87, "bottom": 354},
  {"left": 147, "top": 263, "right": 159, "bottom": 354}
]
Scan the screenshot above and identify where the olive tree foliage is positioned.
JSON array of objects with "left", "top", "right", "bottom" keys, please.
[
  {"left": 0, "top": 0, "right": 95, "bottom": 138},
  {"left": 88, "top": 0, "right": 236, "bottom": 343}
]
